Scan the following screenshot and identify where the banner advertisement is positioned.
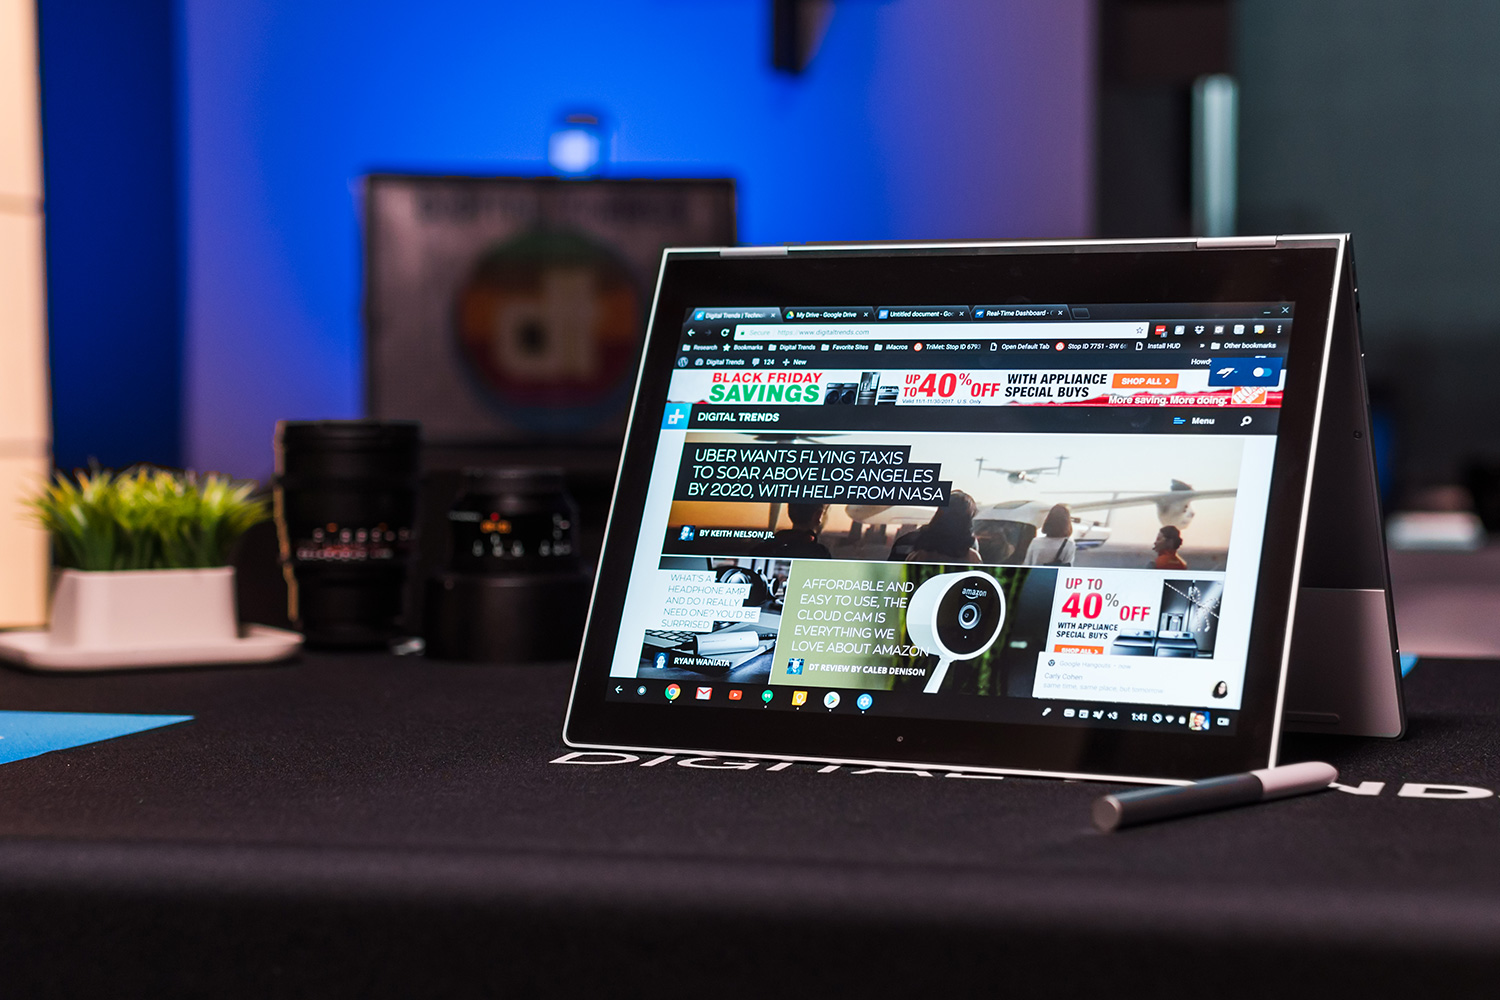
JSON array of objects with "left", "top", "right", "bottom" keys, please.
[{"left": 669, "top": 363, "right": 1283, "bottom": 408}]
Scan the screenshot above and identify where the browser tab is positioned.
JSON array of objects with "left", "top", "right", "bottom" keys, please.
[
  {"left": 973, "top": 305, "right": 1069, "bottom": 320},
  {"left": 732, "top": 321, "right": 1145, "bottom": 343},
  {"left": 876, "top": 305, "right": 970, "bottom": 321},
  {"left": 688, "top": 307, "right": 782, "bottom": 322},
  {"left": 782, "top": 306, "right": 875, "bottom": 321}
]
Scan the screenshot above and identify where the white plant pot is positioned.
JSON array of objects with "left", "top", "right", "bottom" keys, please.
[{"left": 48, "top": 567, "right": 239, "bottom": 650}]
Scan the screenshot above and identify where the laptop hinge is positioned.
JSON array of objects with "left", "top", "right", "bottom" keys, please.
[
  {"left": 1195, "top": 236, "right": 1278, "bottom": 249},
  {"left": 719, "top": 245, "right": 789, "bottom": 257}
]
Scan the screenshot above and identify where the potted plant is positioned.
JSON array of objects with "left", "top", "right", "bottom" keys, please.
[{"left": 24, "top": 466, "right": 269, "bottom": 650}]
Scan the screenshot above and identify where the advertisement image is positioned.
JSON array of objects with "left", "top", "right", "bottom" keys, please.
[{"left": 1030, "top": 571, "right": 1235, "bottom": 708}]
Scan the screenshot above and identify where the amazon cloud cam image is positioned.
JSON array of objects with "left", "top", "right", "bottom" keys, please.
[{"left": 906, "top": 571, "right": 1008, "bottom": 693}]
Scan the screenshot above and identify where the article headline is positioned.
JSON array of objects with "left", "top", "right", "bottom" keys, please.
[{"left": 674, "top": 443, "right": 951, "bottom": 505}]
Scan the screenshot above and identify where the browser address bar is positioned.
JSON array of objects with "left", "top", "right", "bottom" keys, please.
[{"left": 733, "top": 322, "right": 1148, "bottom": 342}]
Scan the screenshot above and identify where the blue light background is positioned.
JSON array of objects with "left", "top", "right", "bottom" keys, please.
[{"left": 49, "top": 1, "right": 1097, "bottom": 480}]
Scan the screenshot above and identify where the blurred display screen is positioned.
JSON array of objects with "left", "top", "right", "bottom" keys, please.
[{"left": 364, "top": 176, "right": 735, "bottom": 445}]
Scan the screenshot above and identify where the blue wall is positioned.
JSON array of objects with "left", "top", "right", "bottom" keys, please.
[
  {"left": 39, "top": 1, "right": 1093, "bottom": 482},
  {"left": 180, "top": 0, "right": 1094, "bottom": 480},
  {"left": 39, "top": 0, "right": 181, "bottom": 471}
]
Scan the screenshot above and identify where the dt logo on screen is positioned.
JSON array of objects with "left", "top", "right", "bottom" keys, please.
[
  {"left": 786, "top": 658, "right": 804, "bottom": 675},
  {"left": 1207, "top": 358, "right": 1282, "bottom": 387},
  {"left": 662, "top": 403, "right": 692, "bottom": 429}
]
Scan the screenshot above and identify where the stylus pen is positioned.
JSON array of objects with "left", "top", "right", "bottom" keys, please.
[{"left": 1092, "top": 761, "right": 1338, "bottom": 832}]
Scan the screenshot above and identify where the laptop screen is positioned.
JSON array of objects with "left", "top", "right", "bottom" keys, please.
[{"left": 601, "top": 298, "right": 1294, "bottom": 737}]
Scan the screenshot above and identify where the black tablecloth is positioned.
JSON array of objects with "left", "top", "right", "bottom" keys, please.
[{"left": 1, "top": 652, "right": 1497, "bottom": 998}]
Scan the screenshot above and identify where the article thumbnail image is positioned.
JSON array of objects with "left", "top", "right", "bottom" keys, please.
[
  {"left": 665, "top": 431, "right": 1243, "bottom": 571},
  {"left": 637, "top": 555, "right": 790, "bottom": 684},
  {"left": 768, "top": 559, "right": 1058, "bottom": 697},
  {"left": 635, "top": 556, "right": 1058, "bottom": 696}
]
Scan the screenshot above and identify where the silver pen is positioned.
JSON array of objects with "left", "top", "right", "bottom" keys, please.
[{"left": 1093, "top": 761, "right": 1338, "bottom": 832}]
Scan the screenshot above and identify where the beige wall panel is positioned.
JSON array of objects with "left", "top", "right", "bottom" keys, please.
[
  {"left": 0, "top": 454, "right": 49, "bottom": 627},
  {"left": 0, "top": 210, "right": 48, "bottom": 443},
  {"left": 0, "top": 0, "right": 42, "bottom": 202},
  {"left": 0, "top": 0, "right": 49, "bottom": 626}
]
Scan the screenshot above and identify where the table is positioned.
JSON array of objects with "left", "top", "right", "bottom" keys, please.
[{"left": 1, "top": 652, "right": 1497, "bottom": 998}]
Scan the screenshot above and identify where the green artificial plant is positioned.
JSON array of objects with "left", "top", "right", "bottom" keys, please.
[{"left": 27, "top": 466, "right": 269, "bottom": 571}]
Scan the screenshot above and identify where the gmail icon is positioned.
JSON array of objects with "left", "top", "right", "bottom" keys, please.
[{"left": 695, "top": 686, "right": 713, "bottom": 700}]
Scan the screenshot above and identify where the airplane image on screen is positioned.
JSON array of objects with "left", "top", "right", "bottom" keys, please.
[
  {"left": 974, "top": 455, "right": 1066, "bottom": 484},
  {"left": 846, "top": 479, "right": 1236, "bottom": 562}
]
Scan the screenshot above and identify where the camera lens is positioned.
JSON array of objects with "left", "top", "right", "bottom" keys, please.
[
  {"left": 274, "top": 420, "right": 421, "bottom": 648},
  {"left": 423, "top": 467, "right": 591, "bottom": 662},
  {"left": 445, "top": 467, "right": 579, "bottom": 574},
  {"left": 934, "top": 574, "right": 1004, "bottom": 655}
]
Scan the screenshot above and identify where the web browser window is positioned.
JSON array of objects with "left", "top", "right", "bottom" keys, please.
[{"left": 605, "top": 301, "right": 1295, "bottom": 737}]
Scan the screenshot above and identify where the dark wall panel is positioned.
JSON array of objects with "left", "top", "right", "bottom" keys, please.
[
  {"left": 1237, "top": 1, "right": 1500, "bottom": 492},
  {"left": 39, "top": 0, "right": 180, "bottom": 471}
]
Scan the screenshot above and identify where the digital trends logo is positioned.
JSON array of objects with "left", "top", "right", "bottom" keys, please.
[
  {"left": 662, "top": 403, "right": 692, "bottom": 429},
  {"left": 786, "top": 658, "right": 804, "bottom": 675}
]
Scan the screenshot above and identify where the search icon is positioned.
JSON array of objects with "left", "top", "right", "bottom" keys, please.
[{"left": 1240, "top": 415, "right": 1253, "bottom": 427}]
